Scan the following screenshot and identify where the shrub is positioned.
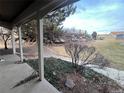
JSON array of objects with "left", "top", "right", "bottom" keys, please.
[
  {"left": 65, "top": 41, "right": 95, "bottom": 68},
  {"left": 90, "top": 53, "right": 110, "bottom": 68}
]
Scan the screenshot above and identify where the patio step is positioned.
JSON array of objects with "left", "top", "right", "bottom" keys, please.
[{"left": 0, "top": 63, "right": 60, "bottom": 93}]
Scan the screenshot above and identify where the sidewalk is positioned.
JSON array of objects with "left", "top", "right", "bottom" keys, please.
[{"left": 86, "top": 64, "right": 124, "bottom": 88}]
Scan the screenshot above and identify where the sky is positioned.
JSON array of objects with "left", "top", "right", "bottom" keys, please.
[{"left": 63, "top": 0, "right": 124, "bottom": 34}]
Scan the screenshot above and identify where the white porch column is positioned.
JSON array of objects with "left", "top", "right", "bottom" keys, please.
[
  {"left": 37, "top": 18, "right": 44, "bottom": 81},
  {"left": 18, "top": 26, "right": 23, "bottom": 62},
  {"left": 11, "top": 28, "right": 16, "bottom": 54}
]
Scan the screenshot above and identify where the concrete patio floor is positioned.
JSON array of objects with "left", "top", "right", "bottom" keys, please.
[
  {"left": 0, "top": 54, "right": 20, "bottom": 63},
  {"left": 0, "top": 56, "right": 60, "bottom": 93}
]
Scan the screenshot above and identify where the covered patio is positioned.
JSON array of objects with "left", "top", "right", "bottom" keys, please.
[{"left": 0, "top": 0, "right": 78, "bottom": 93}]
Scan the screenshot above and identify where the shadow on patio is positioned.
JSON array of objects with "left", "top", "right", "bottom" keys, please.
[{"left": 0, "top": 60, "right": 60, "bottom": 93}]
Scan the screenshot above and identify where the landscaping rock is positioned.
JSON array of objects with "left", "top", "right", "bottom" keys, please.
[
  {"left": 53, "top": 71, "right": 56, "bottom": 75},
  {"left": 65, "top": 79, "right": 75, "bottom": 89},
  {"left": 59, "top": 91, "right": 63, "bottom": 93},
  {"left": 0, "top": 58, "right": 5, "bottom": 62}
]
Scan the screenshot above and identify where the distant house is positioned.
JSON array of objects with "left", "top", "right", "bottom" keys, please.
[{"left": 110, "top": 32, "right": 124, "bottom": 39}]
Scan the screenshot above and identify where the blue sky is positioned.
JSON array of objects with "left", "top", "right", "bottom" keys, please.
[{"left": 63, "top": 0, "right": 124, "bottom": 34}]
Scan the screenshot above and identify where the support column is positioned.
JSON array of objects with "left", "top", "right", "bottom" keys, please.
[
  {"left": 11, "top": 28, "right": 16, "bottom": 54},
  {"left": 37, "top": 18, "right": 44, "bottom": 81},
  {"left": 18, "top": 26, "right": 23, "bottom": 62}
]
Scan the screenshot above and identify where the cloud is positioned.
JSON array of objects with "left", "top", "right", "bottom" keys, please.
[
  {"left": 63, "top": 17, "right": 106, "bottom": 29},
  {"left": 63, "top": 0, "right": 124, "bottom": 34}
]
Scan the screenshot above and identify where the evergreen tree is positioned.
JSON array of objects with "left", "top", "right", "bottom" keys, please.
[{"left": 21, "top": 4, "right": 76, "bottom": 43}]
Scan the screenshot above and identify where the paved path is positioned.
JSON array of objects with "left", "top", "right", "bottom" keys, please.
[
  {"left": 44, "top": 46, "right": 72, "bottom": 62},
  {"left": 86, "top": 65, "right": 124, "bottom": 88}
]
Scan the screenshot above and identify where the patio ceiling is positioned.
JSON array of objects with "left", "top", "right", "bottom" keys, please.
[{"left": 0, "top": 0, "right": 79, "bottom": 29}]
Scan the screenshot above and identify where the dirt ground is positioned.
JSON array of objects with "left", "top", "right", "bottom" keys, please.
[{"left": 58, "top": 72, "right": 123, "bottom": 93}]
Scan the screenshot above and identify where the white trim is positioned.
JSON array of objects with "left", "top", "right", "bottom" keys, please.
[
  {"left": 37, "top": 18, "right": 44, "bottom": 80},
  {"left": 18, "top": 26, "right": 23, "bottom": 62},
  {"left": 11, "top": 28, "right": 16, "bottom": 54}
]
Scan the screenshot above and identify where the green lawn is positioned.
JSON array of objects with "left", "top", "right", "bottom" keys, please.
[{"left": 92, "top": 36, "right": 124, "bottom": 70}]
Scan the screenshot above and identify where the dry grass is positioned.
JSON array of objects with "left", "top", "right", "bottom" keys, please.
[
  {"left": 91, "top": 36, "right": 124, "bottom": 70},
  {"left": 51, "top": 46, "right": 69, "bottom": 57}
]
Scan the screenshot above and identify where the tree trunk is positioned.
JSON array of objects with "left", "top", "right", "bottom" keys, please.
[
  {"left": 4, "top": 41, "right": 8, "bottom": 50},
  {"left": 72, "top": 57, "right": 74, "bottom": 66}
]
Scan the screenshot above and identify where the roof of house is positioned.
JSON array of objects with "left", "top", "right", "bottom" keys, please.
[
  {"left": 0, "top": 0, "right": 79, "bottom": 29},
  {"left": 111, "top": 32, "right": 124, "bottom": 35}
]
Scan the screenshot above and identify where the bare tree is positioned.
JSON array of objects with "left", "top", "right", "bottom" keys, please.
[
  {"left": 0, "top": 27, "right": 11, "bottom": 49},
  {"left": 65, "top": 41, "right": 96, "bottom": 68}
]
